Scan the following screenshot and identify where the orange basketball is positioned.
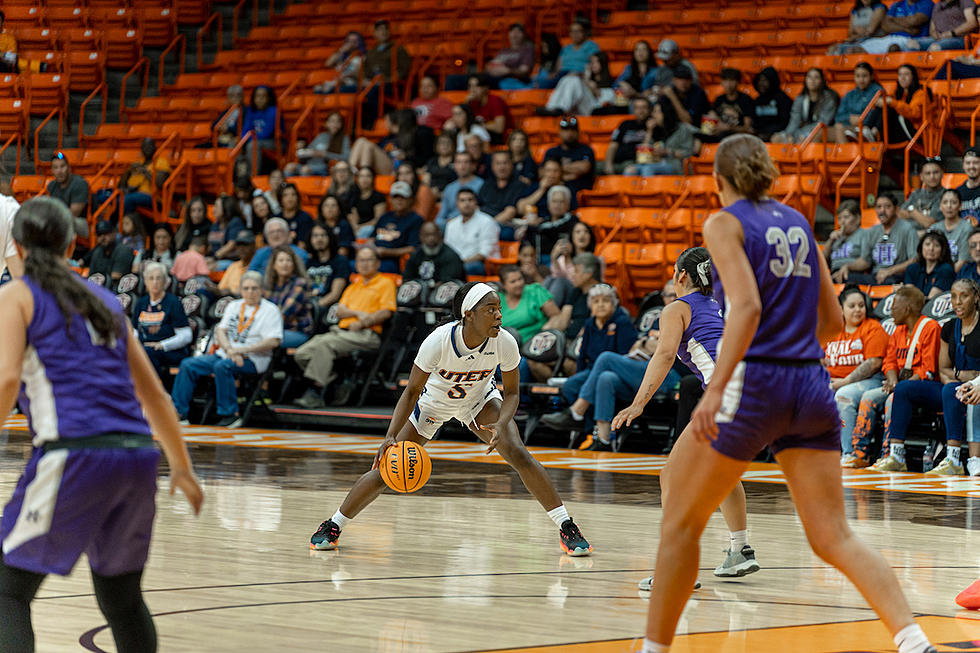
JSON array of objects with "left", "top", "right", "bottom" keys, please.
[{"left": 380, "top": 441, "right": 432, "bottom": 493}]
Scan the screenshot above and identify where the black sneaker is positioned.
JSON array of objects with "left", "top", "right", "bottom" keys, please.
[
  {"left": 215, "top": 414, "right": 239, "bottom": 427},
  {"left": 584, "top": 436, "right": 612, "bottom": 451},
  {"left": 540, "top": 409, "right": 581, "bottom": 431},
  {"left": 559, "top": 519, "right": 593, "bottom": 556},
  {"left": 310, "top": 519, "right": 341, "bottom": 550}
]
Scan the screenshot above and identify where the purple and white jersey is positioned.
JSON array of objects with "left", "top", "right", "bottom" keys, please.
[
  {"left": 675, "top": 292, "right": 723, "bottom": 387},
  {"left": 712, "top": 198, "right": 824, "bottom": 361},
  {"left": 18, "top": 275, "right": 150, "bottom": 446}
]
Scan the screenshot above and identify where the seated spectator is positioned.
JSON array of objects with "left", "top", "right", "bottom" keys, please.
[
  {"left": 499, "top": 264, "right": 564, "bottom": 343},
  {"left": 313, "top": 31, "right": 366, "bottom": 94},
  {"left": 502, "top": 131, "right": 536, "bottom": 188},
  {"left": 214, "top": 85, "right": 244, "bottom": 147},
  {"left": 264, "top": 246, "right": 312, "bottom": 348},
  {"left": 930, "top": 189, "right": 973, "bottom": 270},
  {"left": 175, "top": 197, "right": 211, "bottom": 251},
  {"left": 249, "top": 217, "right": 310, "bottom": 272},
  {"left": 912, "top": 0, "right": 978, "bottom": 51},
  {"left": 171, "top": 236, "right": 210, "bottom": 284},
  {"left": 543, "top": 117, "right": 595, "bottom": 196},
  {"left": 242, "top": 85, "right": 284, "bottom": 174},
  {"left": 395, "top": 160, "right": 436, "bottom": 220},
  {"left": 614, "top": 40, "right": 655, "bottom": 102},
  {"left": 539, "top": 284, "right": 637, "bottom": 448},
  {"left": 958, "top": 229, "right": 980, "bottom": 283},
  {"left": 46, "top": 152, "right": 89, "bottom": 240},
  {"left": 436, "top": 152, "right": 485, "bottom": 229},
  {"left": 866, "top": 64, "right": 930, "bottom": 143},
  {"left": 905, "top": 231, "right": 956, "bottom": 297},
  {"left": 444, "top": 189, "right": 500, "bottom": 276},
  {"left": 403, "top": 221, "right": 465, "bottom": 284},
  {"left": 349, "top": 167, "right": 387, "bottom": 238},
  {"left": 294, "top": 248, "right": 396, "bottom": 407},
  {"left": 525, "top": 185, "right": 579, "bottom": 257},
  {"left": 349, "top": 108, "right": 435, "bottom": 175},
  {"left": 659, "top": 65, "right": 709, "bottom": 126},
  {"left": 324, "top": 161, "right": 355, "bottom": 212},
  {"left": 478, "top": 152, "right": 531, "bottom": 241},
  {"left": 208, "top": 196, "right": 246, "bottom": 268},
  {"left": 899, "top": 158, "right": 945, "bottom": 227},
  {"left": 829, "top": 0, "right": 889, "bottom": 54},
  {"left": 233, "top": 177, "right": 255, "bottom": 228},
  {"left": 517, "top": 159, "right": 568, "bottom": 221},
  {"left": 278, "top": 182, "right": 314, "bottom": 250},
  {"left": 370, "top": 181, "right": 422, "bottom": 274},
  {"left": 307, "top": 223, "right": 349, "bottom": 308},
  {"left": 284, "top": 112, "right": 350, "bottom": 177},
  {"left": 364, "top": 19, "right": 410, "bottom": 85},
  {"left": 624, "top": 98, "right": 701, "bottom": 176},
  {"left": 847, "top": 0, "right": 934, "bottom": 53},
  {"left": 604, "top": 97, "right": 653, "bottom": 175},
  {"left": 117, "top": 137, "right": 171, "bottom": 218},
  {"left": 261, "top": 168, "right": 284, "bottom": 214},
  {"left": 751, "top": 67, "right": 793, "bottom": 141},
  {"left": 827, "top": 287, "right": 888, "bottom": 465},
  {"left": 171, "top": 271, "right": 283, "bottom": 427},
  {"left": 772, "top": 68, "right": 839, "bottom": 144},
  {"left": 551, "top": 222, "right": 598, "bottom": 281},
  {"left": 958, "top": 148, "right": 980, "bottom": 220},
  {"left": 928, "top": 278, "right": 980, "bottom": 475},
  {"left": 133, "top": 223, "right": 176, "bottom": 274},
  {"left": 250, "top": 193, "right": 276, "bottom": 235},
  {"left": 86, "top": 221, "right": 135, "bottom": 289},
  {"left": 412, "top": 75, "right": 454, "bottom": 131},
  {"left": 535, "top": 19, "right": 599, "bottom": 89},
  {"left": 467, "top": 73, "right": 512, "bottom": 144},
  {"left": 463, "top": 133, "right": 491, "bottom": 179},
  {"left": 0, "top": 11, "right": 17, "bottom": 74},
  {"left": 833, "top": 63, "right": 887, "bottom": 143},
  {"left": 518, "top": 241, "right": 576, "bottom": 312},
  {"left": 486, "top": 23, "right": 536, "bottom": 89},
  {"left": 708, "top": 68, "right": 754, "bottom": 137},
  {"left": 317, "top": 195, "right": 354, "bottom": 258},
  {"left": 219, "top": 230, "right": 257, "bottom": 296},
  {"left": 648, "top": 39, "right": 699, "bottom": 90},
  {"left": 828, "top": 200, "right": 869, "bottom": 282},
  {"left": 847, "top": 285, "right": 941, "bottom": 467},
  {"left": 838, "top": 192, "right": 918, "bottom": 284},
  {"left": 444, "top": 103, "right": 491, "bottom": 153},
  {"left": 118, "top": 213, "right": 146, "bottom": 254},
  {"left": 133, "top": 261, "right": 192, "bottom": 381},
  {"left": 423, "top": 133, "right": 457, "bottom": 196},
  {"left": 540, "top": 51, "right": 616, "bottom": 117}
]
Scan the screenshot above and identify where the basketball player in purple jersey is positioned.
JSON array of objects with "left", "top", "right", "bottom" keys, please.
[
  {"left": 638, "top": 135, "right": 936, "bottom": 653},
  {"left": 0, "top": 198, "right": 203, "bottom": 653}
]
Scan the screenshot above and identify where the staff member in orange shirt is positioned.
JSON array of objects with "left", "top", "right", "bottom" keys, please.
[{"left": 827, "top": 287, "right": 889, "bottom": 467}]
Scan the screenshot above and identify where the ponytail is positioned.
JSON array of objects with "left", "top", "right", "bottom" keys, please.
[
  {"left": 675, "top": 246, "right": 712, "bottom": 296},
  {"left": 714, "top": 133, "right": 778, "bottom": 202}
]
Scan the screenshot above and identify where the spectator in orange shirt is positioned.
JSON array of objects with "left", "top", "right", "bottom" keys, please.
[
  {"left": 866, "top": 64, "right": 931, "bottom": 143},
  {"left": 826, "top": 287, "right": 889, "bottom": 465},
  {"left": 171, "top": 236, "right": 211, "bottom": 283},
  {"left": 846, "top": 286, "right": 942, "bottom": 467}
]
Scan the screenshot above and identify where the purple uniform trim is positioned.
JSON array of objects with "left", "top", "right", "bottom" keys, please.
[{"left": 675, "top": 292, "right": 723, "bottom": 387}]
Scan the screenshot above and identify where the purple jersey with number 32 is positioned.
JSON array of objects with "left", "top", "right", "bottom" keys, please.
[{"left": 712, "top": 198, "right": 824, "bottom": 361}]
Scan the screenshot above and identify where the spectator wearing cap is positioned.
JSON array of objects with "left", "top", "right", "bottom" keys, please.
[
  {"left": 436, "top": 151, "right": 485, "bottom": 229},
  {"left": 543, "top": 117, "right": 595, "bottom": 197},
  {"left": 86, "top": 221, "right": 136, "bottom": 289},
  {"left": 249, "top": 217, "right": 310, "bottom": 273},
  {"left": 46, "top": 152, "right": 90, "bottom": 239},
  {"left": 536, "top": 18, "right": 599, "bottom": 89},
  {"left": 133, "top": 261, "right": 192, "bottom": 382},
  {"left": 171, "top": 235, "right": 210, "bottom": 284},
  {"left": 604, "top": 97, "right": 654, "bottom": 174},
  {"left": 485, "top": 23, "right": 536, "bottom": 89},
  {"left": 467, "top": 73, "right": 512, "bottom": 145},
  {"left": 660, "top": 65, "right": 709, "bottom": 126},
  {"left": 369, "top": 181, "right": 423, "bottom": 274},
  {"left": 708, "top": 68, "right": 754, "bottom": 137},
  {"left": 403, "top": 221, "right": 466, "bottom": 284},
  {"left": 647, "top": 39, "right": 699, "bottom": 91},
  {"left": 444, "top": 188, "right": 500, "bottom": 276},
  {"left": 220, "top": 230, "right": 257, "bottom": 296}
]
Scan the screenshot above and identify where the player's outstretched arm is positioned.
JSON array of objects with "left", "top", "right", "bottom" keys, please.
[
  {"left": 374, "top": 364, "right": 431, "bottom": 468},
  {"left": 0, "top": 281, "right": 30, "bottom": 421},
  {"left": 126, "top": 325, "right": 204, "bottom": 515}
]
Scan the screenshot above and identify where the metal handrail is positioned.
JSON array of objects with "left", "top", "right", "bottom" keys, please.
[
  {"left": 796, "top": 122, "right": 828, "bottom": 179},
  {"left": 834, "top": 154, "right": 866, "bottom": 211},
  {"left": 33, "top": 107, "right": 63, "bottom": 173},
  {"left": 161, "top": 158, "right": 191, "bottom": 224},
  {"left": 856, "top": 90, "right": 886, "bottom": 147},
  {"left": 89, "top": 188, "right": 123, "bottom": 247},
  {"left": 903, "top": 120, "right": 931, "bottom": 198},
  {"left": 158, "top": 35, "right": 185, "bottom": 95},
  {"left": 78, "top": 81, "right": 107, "bottom": 143},
  {"left": 197, "top": 12, "right": 223, "bottom": 70},
  {"left": 120, "top": 56, "right": 150, "bottom": 121},
  {"left": 225, "top": 130, "right": 257, "bottom": 193},
  {"left": 353, "top": 74, "right": 384, "bottom": 136},
  {"left": 287, "top": 100, "right": 316, "bottom": 164},
  {"left": 0, "top": 133, "right": 21, "bottom": 176},
  {"left": 212, "top": 103, "right": 243, "bottom": 147},
  {"left": 232, "top": 0, "right": 258, "bottom": 47}
]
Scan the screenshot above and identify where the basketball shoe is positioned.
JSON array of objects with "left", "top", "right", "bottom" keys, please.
[
  {"left": 310, "top": 519, "right": 341, "bottom": 550},
  {"left": 926, "top": 457, "right": 964, "bottom": 476},
  {"left": 872, "top": 455, "right": 907, "bottom": 472},
  {"left": 714, "top": 545, "right": 760, "bottom": 577},
  {"left": 559, "top": 520, "right": 593, "bottom": 556},
  {"left": 638, "top": 576, "right": 701, "bottom": 591}
]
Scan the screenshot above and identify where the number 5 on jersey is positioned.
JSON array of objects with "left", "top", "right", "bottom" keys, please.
[
  {"left": 447, "top": 384, "right": 467, "bottom": 399},
  {"left": 766, "top": 226, "right": 812, "bottom": 278}
]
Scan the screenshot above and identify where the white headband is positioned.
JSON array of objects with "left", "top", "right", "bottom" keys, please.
[{"left": 462, "top": 283, "right": 495, "bottom": 314}]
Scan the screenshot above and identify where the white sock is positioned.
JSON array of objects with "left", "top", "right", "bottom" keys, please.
[
  {"left": 641, "top": 639, "right": 669, "bottom": 653},
  {"left": 569, "top": 406, "right": 585, "bottom": 421},
  {"left": 891, "top": 442, "right": 906, "bottom": 463},
  {"left": 547, "top": 505, "right": 570, "bottom": 527},
  {"left": 730, "top": 530, "right": 748, "bottom": 551},
  {"left": 894, "top": 623, "right": 931, "bottom": 653},
  {"left": 949, "top": 445, "right": 962, "bottom": 466},
  {"left": 331, "top": 510, "right": 351, "bottom": 530}
]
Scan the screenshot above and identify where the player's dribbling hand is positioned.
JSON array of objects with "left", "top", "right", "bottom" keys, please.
[
  {"left": 170, "top": 468, "right": 204, "bottom": 516},
  {"left": 372, "top": 436, "right": 396, "bottom": 470},
  {"left": 689, "top": 390, "right": 722, "bottom": 443},
  {"left": 612, "top": 404, "right": 643, "bottom": 431}
]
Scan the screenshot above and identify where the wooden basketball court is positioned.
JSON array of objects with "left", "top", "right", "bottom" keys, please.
[{"left": 2, "top": 415, "right": 979, "bottom": 652}]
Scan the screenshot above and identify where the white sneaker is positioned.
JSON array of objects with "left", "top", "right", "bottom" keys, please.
[
  {"left": 967, "top": 457, "right": 980, "bottom": 477},
  {"left": 714, "top": 545, "right": 761, "bottom": 577},
  {"left": 841, "top": 453, "right": 857, "bottom": 467},
  {"left": 925, "top": 457, "right": 964, "bottom": 476},
  {"left": 638, "top": 576, "right": 701, "bottom": 591}
]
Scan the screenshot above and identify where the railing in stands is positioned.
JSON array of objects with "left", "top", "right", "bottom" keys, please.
[
  {"left": 197, "top": 12, "right": 224, "bottom": 70},
  {"left": 158, "top": 35, "right": 185, "bottom": 95},
  {"left": 796, "top": 122, "right": 828, "bottom": 178},
  {"left": 856, "top": 90, "right": 887, "bottom": 149},
  {"left": 225, "top": 130, "right": 258, "bottom": 194},
  {"left": 833, "top": 90, "right": 885, "bottom": 209},
  {"left": 79, "top": 82, "right": 107, "bottom": 141},
  {"left": 971, "top": 103, "right": 980, "bottom": 146},
  {"left": 212, "top": 103, "right": 243, "bottom": 146},
  {"left": 33, "top": 107, "right": 63, "bottom": 173},
  {"left": 90, "top": 189, "right": 123, "bottom": 247},
  {"left": 161, "top": 158, "right": 192, "bottom": 223},
  {"left": 153, "top": 130, "right": 183, "bottom": 218},
  {"left": 120, "top": 57, "right": 150, "bottom": 123},
  {"left": 232, "top": 0, "right": 259, "bottom": 48},
  {"left": 903, "top": 121, "right": 931, "bottom": 199},
  {"left": 0, "top": 133, "right": 20, "bottom": 176},
  {"left": 287, "top": 100, "right": 316, "bottom": 164},
  {"left": 353, "top": 74, "right": 384, "bottom": 136},
  {"left": 273, "top": 76, "right": 303, "bottom": 163}
]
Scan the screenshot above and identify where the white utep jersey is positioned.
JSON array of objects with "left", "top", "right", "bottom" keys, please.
[
  {"left": 0, "top": 194, "right": 20, "bottom": 278},
  {"left": 414, "top": 322, "right": 521, "bottom": 408}
]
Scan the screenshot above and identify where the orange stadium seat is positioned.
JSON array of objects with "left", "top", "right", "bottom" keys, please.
[
  {"left": 3, "top": 6, "right": 42, "bottom": 30},
  {"left": 11, "top": 175, "right": 47, "bottom": 202},
  {"left": 624, "top": 243, "right": 666, "bottom": 298},
  {"left": 579, "top": 176, "right": 636, "bottom": 207},
  {"left": 578, "top": 207, "right": 620, "bottom": 243},
  {"left": 89, "top": 7, "right": 134, "bottom": 30},
  {"left": 0, "top": 74, "right": 22, "bottom": 99},
  {"left": 137, "top": 7, "right": 176, "bottom": 48},
  {"left": 61, "top": 28, "right": 102, "bottom": 54},
  {"left": 104, "top": 28, "right": 143, "bottom": 70},
  {"left": 67, "top": 51, "right": 105, "bottom": 92},
  {"left": 15, "top": 28, "right": 58, "bottom": 53},
  {"left": 629, "top": 176, "right": 687, "bottom": 209},
  {"left": 23, "top": 72, "right": 67, "bottom": 117},
  {"left": 0, "top": 98, "right": 27, "bottom": 139},
  {"left": 46, "top": 6, "right": 86, "bottom": 30}
]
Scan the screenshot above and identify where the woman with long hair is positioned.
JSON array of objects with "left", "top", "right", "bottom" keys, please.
[
  {"left": 263, "top": 245, "right": 312, "bottom": 348},
  {"left": 0, "top": 197, "right": 202, "bottom": 651},
  {"left": 423, "top": 133, "right": 457, "bottom": 196},
  {"left": 208, "top": 195, "right": 246, "bottom": 266},
  {"left": 174, "top": 196, "right": 211, "bottom": 252},
  {"left": 931, "top": 188, "right": 973, "bottom": 272},
  {"left": 284, "top": 111, "right": 351, "bottom": 177},
  {"left": 348, "top": 167, "right": 387, "bottom": 237},
  {"left": 541, "top": 50, "right": 616, "bottom": 116},
  {"left": 615, "top": 39, "right": 654, "bottom": 101},
  {"left": 867, "top": 64, "right": 931, "bottom": 143},
  {"left": 317, "top": 194, "right": 354, "bottom": 258},
  {"left": 626, "top": 98, "right": 701, "bottom": 176},
  {"left": 507, "top": 128, "right": 538, "bottom": 186},
  {"left": 772, "top": 68, "right": 839, "bottom": 143},
  {"left": 904, "top": 231, "right": 955, "bottom": 298},
  {"left": 278, "top": 182, "right": 315, "bottom": 251},
  {"left": 306, "top": 222, "right": 349, "bottom": 309},
  {"left": 444, "top": 103, "right": 491, "bottom": 153},
  {"left": 132, "top": 223, "right": 176, "bottom": 274}
]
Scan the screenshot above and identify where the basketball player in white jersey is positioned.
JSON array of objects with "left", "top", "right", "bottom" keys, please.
[
  {"left": 310, "top": 281, "right": 592, "bottom": 555},
  {"left": 0, "top": 192, "right": 22, "bottom": 279}
]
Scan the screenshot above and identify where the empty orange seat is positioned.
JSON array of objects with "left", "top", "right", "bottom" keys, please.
[{"left": 579, "top": 176, "right": 636, "bottom": 207}]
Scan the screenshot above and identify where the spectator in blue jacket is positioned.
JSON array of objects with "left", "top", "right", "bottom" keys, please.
[
  {"left": 847, "top": 0, "right": 934, "bottom": 52},
  {"left": 833, "top": 62, "right": 885, "bottom": 143},
  {"left": 242, "top": 85, "right": 284, "bottom": 173}
]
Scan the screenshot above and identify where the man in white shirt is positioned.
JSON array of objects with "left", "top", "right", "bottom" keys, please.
[
  {"left": 0, "top": 191, "right": 22, "bottom": 279},
  {"left": 443, "top": 188, "right": 500, "bottom": 276},
  {"left": 171, "top": 271, "right": 283, "bottom": 427}
]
